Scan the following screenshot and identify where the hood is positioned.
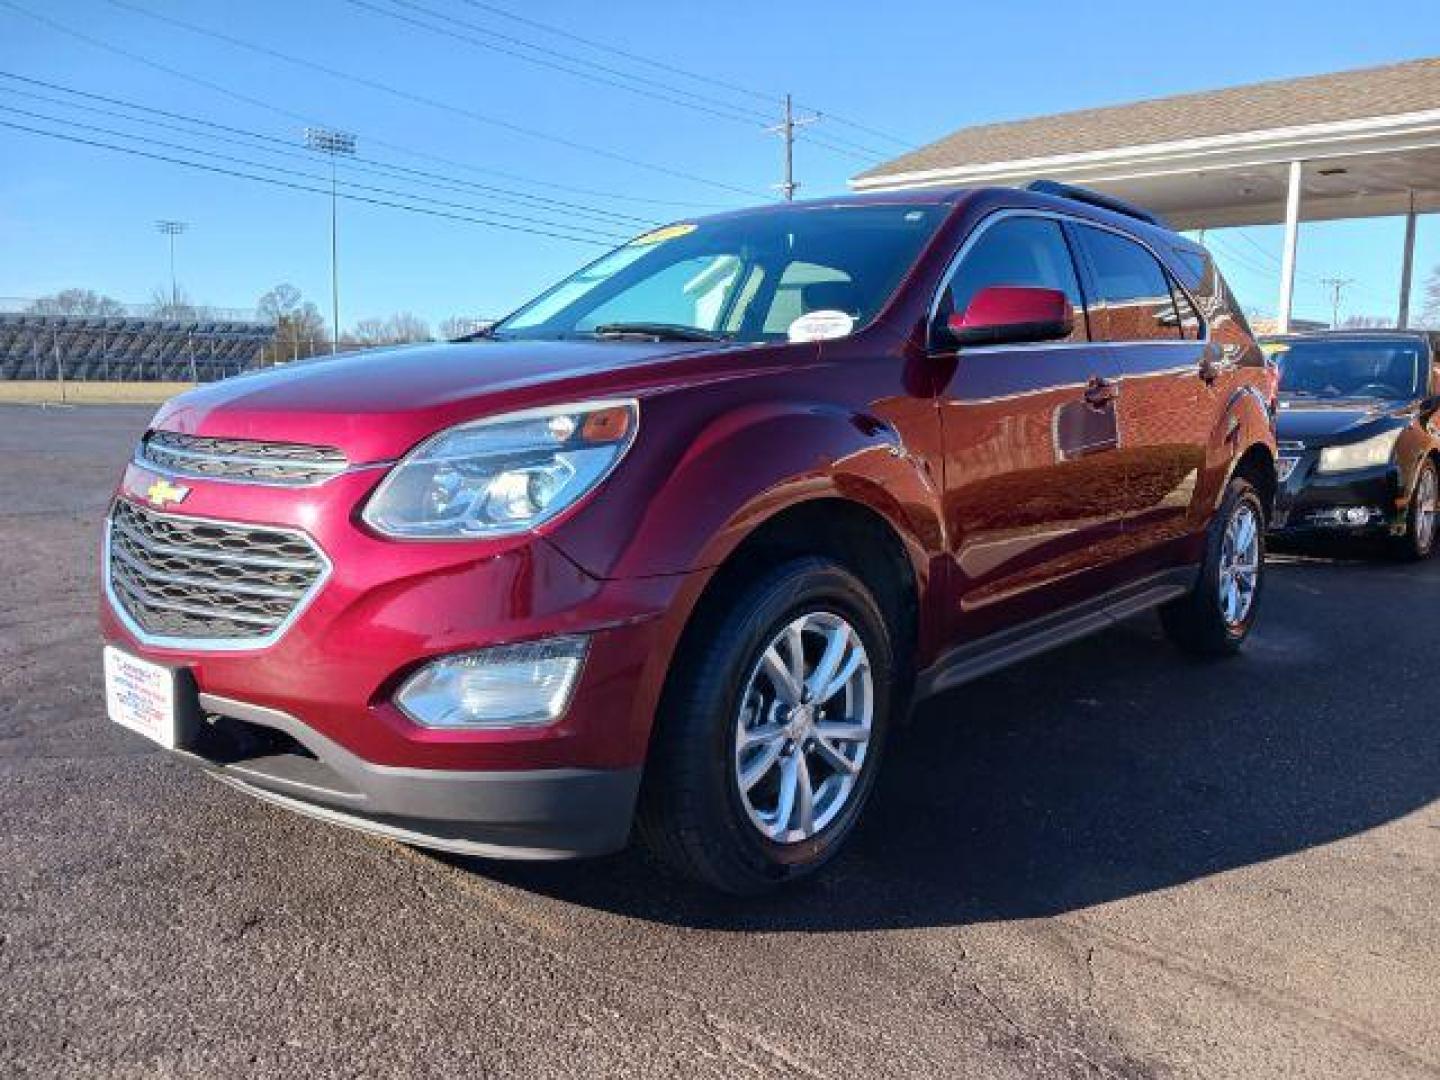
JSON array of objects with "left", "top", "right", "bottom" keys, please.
[
  {"left": 150, "top": 338, "right": 744, "bottom": 462},
  {"left": 1275, "top": 398, "right": 1406, "bottom": 443}
]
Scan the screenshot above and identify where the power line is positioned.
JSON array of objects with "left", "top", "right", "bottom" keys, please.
[
  {"left": 348, "top": 0, "right": 890, "bottom": 162},
  {"left": 1227, "top": 224, "right": 1390, "bottom": 303},
  {"left": 0, "top": 102, "right": 633, "bottom": 242},
  {"left": 448, "top": 0, "right": 917, "bottom": 151},
  {"left": 348, "top": 0, "right": 766, "bottom": 126},
  {"left": 0, "top": 1, "right": 736, "bottom": 211},
  {"left": 0, "top": 73, "right": 657, "bottom": 229},
  {"left": 1319, "top": 277, "right": 1356, "bottom": 327},
  {"left": 98, "top": 0, "right": 768, "bottom": 197},
  {"left": 0, "top": 117, "right": 619, "bottom": 245}
]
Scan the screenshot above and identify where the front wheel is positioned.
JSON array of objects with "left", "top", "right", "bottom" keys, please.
[
  {"left": 637, "top": 558, "right": 893, "bottom": 894},
  {"left": 1392, "top": 460, "right": 1439, "bottom": 561},
  {"left": 1161, "top": 476, "right": 1266, "bottom": 657}
]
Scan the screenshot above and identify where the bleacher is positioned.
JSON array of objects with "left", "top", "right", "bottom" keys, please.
[{"left": 0, "top": 314, "right": 276, "bottom": 383}]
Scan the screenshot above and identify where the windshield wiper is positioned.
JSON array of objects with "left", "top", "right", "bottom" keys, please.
[{"left": 592, "top": 322, "right": 726, "bottom": 342}]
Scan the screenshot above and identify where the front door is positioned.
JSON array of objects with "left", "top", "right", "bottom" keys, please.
[{"left": 933, "top": 213, "right": 1132, "bottom": 641}]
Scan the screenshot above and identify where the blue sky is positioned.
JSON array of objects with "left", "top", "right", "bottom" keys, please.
[{"left": 1, "top": 0, "right": 1438, "bottom": 332}]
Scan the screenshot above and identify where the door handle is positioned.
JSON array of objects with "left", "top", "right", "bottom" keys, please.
[
  {"left": 1083, "top": 376, "right": 1119, "bottom": 409},
  {"left": 1199, "top": 349, "right": 1225, "bottom": 385}
]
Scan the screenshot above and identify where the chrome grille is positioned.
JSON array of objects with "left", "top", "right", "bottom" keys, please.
[
  {"left": 139, "top": 430, "right": 348, "bottom": 486},
  {"left": 106, "top": 500, "right": 328, "bottom": 646}
]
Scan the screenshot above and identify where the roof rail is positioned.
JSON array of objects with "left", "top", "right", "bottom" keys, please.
[{"left": 1025, "top": 180, "right": 1169, "bottom": 228}]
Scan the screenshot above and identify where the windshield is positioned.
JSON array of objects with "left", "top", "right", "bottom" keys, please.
[
  {"left": 1267, "top": 338, "right": 1425, "bottom": 400},
  {"left": 493, "top": 204, "right": 946, "bottom": 344}
]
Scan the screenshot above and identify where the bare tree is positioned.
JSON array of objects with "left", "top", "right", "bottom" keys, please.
[
  {"left": 257, "top": 283, "right": 303, "bottom": 323},
  {"left": 346, "top": 318, "right": 389, "bottom": 347},
  {"left": 148, "top": 287, "right": 216, "bottom": 321},
  {"left": 1340, "top": 314, "right": 1393, "bottom": 329},
  {"left": 257, "top": 283, "right": 328, "bottom": 360},
  {"left": 384, "top": 312, "right": 431, "bottom": 344},
  {"left": 342, "top": 312, "right": 433, "bottom": 348},
  {"left": 25, "top": 288, "right": 126, "bottom": 318},
  {"left": 1422, "top": 264, "right": 1440, "bottom": 328}
]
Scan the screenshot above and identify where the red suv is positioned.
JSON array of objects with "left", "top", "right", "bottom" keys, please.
[{"left": 101, "top": 183, "right": 1276, "bottom": 893}]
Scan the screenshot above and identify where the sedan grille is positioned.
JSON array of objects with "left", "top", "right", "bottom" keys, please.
[
  {"left": 139, "top": 430, "right": 348, "bottom": 486},
  {"left": 106, "top": 499, "right": 328, "bottom": 646}
]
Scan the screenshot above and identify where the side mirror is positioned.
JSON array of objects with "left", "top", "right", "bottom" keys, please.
[{"left": 940, "top": 286, "right": 1075, "bottom": 348}]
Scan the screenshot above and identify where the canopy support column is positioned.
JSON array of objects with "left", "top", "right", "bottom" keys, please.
[
  {"left": 1277, "top": 160, "right": 1303, "bottom": 333},
  {"left": 1398, "top": 194, "right": 1417, "bottom": 329}
]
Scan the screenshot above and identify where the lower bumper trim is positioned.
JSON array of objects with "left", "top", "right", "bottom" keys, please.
[
  {"left": 194, "top": 692, "right": 641, "bottom": 859},
  {"left": 209, "top": 771, "right": 632, "bottom": 860}
]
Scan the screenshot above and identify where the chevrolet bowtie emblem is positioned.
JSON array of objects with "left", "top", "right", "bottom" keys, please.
[{"left": 145, "top": 478, "right": 190, "bottom": 509}]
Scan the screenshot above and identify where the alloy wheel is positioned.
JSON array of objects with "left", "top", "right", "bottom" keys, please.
[
  {"left": 1416, "top": 467, "right": 1438, "bottom": 553},
  {"left": 733, "top": 611, "right": 873, "bottom": 844},
  {"left": 1218, "top": 502, "right": 1261, "bottom": 627}
]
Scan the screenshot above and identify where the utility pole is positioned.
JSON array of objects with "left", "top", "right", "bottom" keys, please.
[
  {"left": 305, "top": 127, "right": 356, "bottom": 353},
  {"left": 766, "top": 93, "right": 819, "bottom": 201},
  {"left": 1320, "top": 277, "right": 1355, "bottom": 328},
  {"left": 154, "top": 220, "right": 188, "bottom": 309}
]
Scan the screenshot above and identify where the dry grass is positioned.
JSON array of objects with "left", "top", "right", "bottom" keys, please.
[{"left": 0, "top": 381, "right": 192, "bottom": 405}]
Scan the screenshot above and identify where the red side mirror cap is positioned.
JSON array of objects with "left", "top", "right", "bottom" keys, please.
[{"left": 944, "top": 286, "right": 1075, "bottom": 348}]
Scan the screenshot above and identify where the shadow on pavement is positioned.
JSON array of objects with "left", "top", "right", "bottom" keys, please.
[{"left": 444, "top": 556, "right": 1440, "bottom": 931}]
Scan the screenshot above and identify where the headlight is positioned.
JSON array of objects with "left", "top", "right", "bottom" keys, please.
[
  {"left": 397, "top": 636, "right": 588, "bottom": 728},
  {"left": 363, "top": 400, "right": 637, "bottom": 539},
  {"left": 1317, "top": 428, "right": 1402, "bottom": 474}
]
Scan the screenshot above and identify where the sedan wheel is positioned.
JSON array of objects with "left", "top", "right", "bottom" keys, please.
[
  {"left": 1415, "top": 465, "right": 1438, "bottom": 554},
  {"left": 1218, "top": 502, "right": 1261, "bottom": 628}
]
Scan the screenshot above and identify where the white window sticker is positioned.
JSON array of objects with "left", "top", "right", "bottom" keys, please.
[{"left": 787, "top": 310, "right": 855, "bottom": 343}]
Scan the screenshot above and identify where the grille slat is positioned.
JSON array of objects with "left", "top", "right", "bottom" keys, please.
[
  {"left": 107, "top": 500, "right": 327, "bottom": 645},
  {"left": 110, "top": 547, "right": 305, "bottom": 602},
  {"left": 140, "top": 430, "right": 348, "bottom": 486}
]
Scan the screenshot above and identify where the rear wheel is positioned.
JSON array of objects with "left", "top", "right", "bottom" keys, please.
[
  {"left": 637, "top": 558, "right": 893, "bottom": 894},
  {"left": 1161, "top": 476, "right": 1266, "bottom": 657},
  {"left": 1393, "top": 460, "right": 1439, "bottom": 561}
]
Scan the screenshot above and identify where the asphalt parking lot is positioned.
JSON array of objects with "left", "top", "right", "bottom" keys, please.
[{"left": 2, "top": 403, "right": 1437, "bottom": 1079}]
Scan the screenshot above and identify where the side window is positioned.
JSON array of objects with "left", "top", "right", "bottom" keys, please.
[
  {"left": 1171, "top": 281, "right": 1201, "bottom": 340},
  {"left": 938, "top": 216, "right": 1086, "bottom": 342},
  {"left": 1074, "top": 225, "right": 1182, "bottom": 341}
]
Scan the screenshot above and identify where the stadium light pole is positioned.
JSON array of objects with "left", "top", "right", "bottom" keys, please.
[
  {"left": 304, "top": 127, "right": 356, "bottom": 354},
  {"left": 154, "top": 220, "right": 188, "bottom": 309}
]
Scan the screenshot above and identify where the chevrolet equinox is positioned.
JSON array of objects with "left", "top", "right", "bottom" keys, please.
[{"left": 101, "top": 182, "right": 1277, "bottom": 893}]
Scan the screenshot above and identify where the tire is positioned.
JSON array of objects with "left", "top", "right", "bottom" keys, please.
[
  {"left": 1161, "top": 476, "right": 1266, "bottom": 657},
  {"left": 637, "top": 557, "right": 893, "bottom": 895},
  {"left": 1392, "top": 459, "right": 1438, "bottom": 561}
]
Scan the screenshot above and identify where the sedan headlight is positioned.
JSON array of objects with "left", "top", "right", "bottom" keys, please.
[
  {"left": 1317, "top": 428, "right": 1402, "bottom": 474},
  {"left": 363, "top": 400, "right": 637, "bottom": 539}
]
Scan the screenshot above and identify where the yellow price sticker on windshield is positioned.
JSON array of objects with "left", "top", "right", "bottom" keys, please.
[{"left": 629, "top": 222, "right": 696, "bottom": 246}]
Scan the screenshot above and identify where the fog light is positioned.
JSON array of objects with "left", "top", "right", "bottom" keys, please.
[
  {"left": 1341, "top": 507, "right": 1371, "bottom": 525},
  {"left": 396, "top": 636, "right": 588, "bottom": 729}
]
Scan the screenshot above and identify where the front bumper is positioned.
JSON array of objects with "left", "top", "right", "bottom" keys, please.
[
  {"left": 1270, "top": 452, "right": 1403, "bottom": 536},
  {"left": 100, "top": 463, "right": 706, "bottom": 859}
]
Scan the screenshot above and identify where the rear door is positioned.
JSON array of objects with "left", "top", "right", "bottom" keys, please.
[
  {"left": 1069, "top": 222, "right": 1213, "bottom": 567},
  {"left": 933, "top": 212, "right": 1131, "bottom": 640}
]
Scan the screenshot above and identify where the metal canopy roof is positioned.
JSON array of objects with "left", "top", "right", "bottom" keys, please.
[
  {"left": 852, "top": 57, "right": 1440, "bottom": 230},
  {"left": 851, "top": 58, "right": 1440, "bottom": 328}
]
